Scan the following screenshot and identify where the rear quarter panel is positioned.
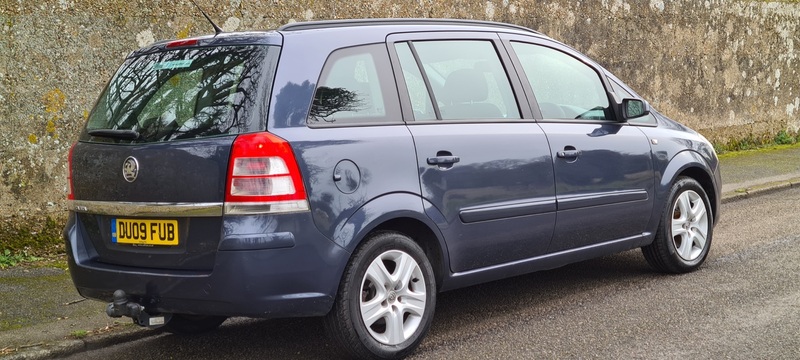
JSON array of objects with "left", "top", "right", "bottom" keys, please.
[{"left": 267, "top": 28, "right": 427, "bottom": 250}]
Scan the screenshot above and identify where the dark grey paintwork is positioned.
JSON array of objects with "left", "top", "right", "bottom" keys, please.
[
  {"left": 540, "top": 122, "right": 655, "bottom": 252},
  {"left": 408, "top": 122, "right": 557, "bottom": 272},
  {"left": 65, "top": 19, "right": 721, "bottom": 320}
]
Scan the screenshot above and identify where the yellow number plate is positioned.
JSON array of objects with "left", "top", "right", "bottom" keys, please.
[{"left": 112, "top": 219, "right": 179, "bottom": 246}]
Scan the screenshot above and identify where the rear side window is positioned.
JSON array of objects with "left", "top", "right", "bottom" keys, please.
[
  {"left": 395, "top": 43, "right": 436, "bottom": 121},
  {"left": 396, "top": 40, "right": 520, "bottom": 121},
  {"left": 511, "top": 42, "right": 610, "bottom": 120},
  {"left": 83, "top": 45, "right": 277, "bottom": 143},
  {"left": 308, "top": 44, "right": 400, "bottom": 125}
]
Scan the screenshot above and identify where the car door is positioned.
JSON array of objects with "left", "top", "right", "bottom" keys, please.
[
  {"left": 387, "top": 32, "right": 557, "bottom": 273},
  {"left": 503, "top": 35, "right": 655, "bottom": 252}
]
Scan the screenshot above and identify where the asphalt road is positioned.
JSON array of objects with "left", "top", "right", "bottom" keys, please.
[{"left": 63, "top": 187, "right": 800, "bottom": 359}]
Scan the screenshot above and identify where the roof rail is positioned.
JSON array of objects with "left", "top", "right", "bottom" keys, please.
[{"left": 278, "top": 18, "right": 542, "bottom": 35}]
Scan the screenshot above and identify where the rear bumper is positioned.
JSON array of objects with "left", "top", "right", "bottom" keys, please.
[{"left": 64, "top": 212, "right": 350, "bottom": 318}]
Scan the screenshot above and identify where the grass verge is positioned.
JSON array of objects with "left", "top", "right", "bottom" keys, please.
[
  {"left": 0, "top": 215, "right": 67, "bottom": 269},
  {"left": 713, "top": 129, "right": 800, "bottom": 155}
]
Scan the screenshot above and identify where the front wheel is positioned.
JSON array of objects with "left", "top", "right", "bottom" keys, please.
[
  {"left": 325, "top": 231, "right": 436, "bottom": 359},
  {"left": 643, "top": 177, "right": 713, "bottom": 273}
]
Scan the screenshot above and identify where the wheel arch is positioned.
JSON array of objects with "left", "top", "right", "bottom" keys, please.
[
  {"left": 676, "top": 166, "right": 718, "bottom": 224},
  {"left": 649, "top": 150, "right": 720, "bottom": 234},
  {"left": 332, "top": 193, "right": 449, "bottom": 291},
  {"left": 371, "top": 218, "right": 446, "bottom": 291}
]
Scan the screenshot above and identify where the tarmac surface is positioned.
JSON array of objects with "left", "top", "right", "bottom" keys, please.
[{"left": 2, "top": 145, "right": 800, "bottom": 359}]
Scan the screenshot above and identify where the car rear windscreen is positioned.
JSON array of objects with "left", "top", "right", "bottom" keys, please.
[{"left": 82, "top": 45, "right": 278, "bottom": 143}]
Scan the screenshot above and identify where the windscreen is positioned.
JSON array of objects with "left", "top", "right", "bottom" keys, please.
[{"left": 82, "top": 45, "right": 278, "bottom": 143}]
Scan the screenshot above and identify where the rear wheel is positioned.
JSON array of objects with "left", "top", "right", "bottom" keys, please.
[
  {"left": 325, "top": 231, "right": 436, "bottom": 359},
  {"left": 162, "top": 314, "right": 227, "bottom": 335},
  {"left": 642, "top": 177, "right": 713, "bottom": 273}
]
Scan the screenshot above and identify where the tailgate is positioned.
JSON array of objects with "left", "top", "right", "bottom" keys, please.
[
  {"left": 70, "top": 138, "right": 234, "bottom": 270},
  {"left": 66, "top": 42, "right": 280, "bottom": 270}
]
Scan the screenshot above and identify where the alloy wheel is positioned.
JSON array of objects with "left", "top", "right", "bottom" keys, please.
[
  {"left": 670, "top": 190, "right": 709, "bottom": 261},
  {"left": 359, "top": 250, "right": 427, "bottom": 345}
]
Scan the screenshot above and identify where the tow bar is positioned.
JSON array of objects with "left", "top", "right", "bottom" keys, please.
[{"left": 105, "top": 290, "right": 171, "bottom": 328}]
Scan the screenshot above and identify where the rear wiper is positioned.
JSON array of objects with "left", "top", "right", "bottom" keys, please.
[{"left": 88, "top": 129, "right": 140, "bottom": 140}]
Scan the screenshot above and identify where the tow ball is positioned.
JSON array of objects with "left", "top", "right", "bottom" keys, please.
[{"left": 105, "top": 290, "right": 171, "bottom": 328}]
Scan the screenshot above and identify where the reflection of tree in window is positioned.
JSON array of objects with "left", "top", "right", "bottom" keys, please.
[
  {"left": 138, "top": 69, "right": 202, "bottom": 132},
  {"left": 308, "top": 50, "right": 386, "bottom": 124},
  {"left": 86, "top": 46, "right": 272, "bottom": 142},
  {"left": 309, "top": 87, "right": 364, "bottom": 122}
]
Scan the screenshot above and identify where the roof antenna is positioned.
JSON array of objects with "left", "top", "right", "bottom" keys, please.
[{"left": 189, "top": 0, "right": 223, "bottom": 36}]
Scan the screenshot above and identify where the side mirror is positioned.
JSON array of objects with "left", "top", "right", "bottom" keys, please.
[{"left": 621, "top": 98, "right": 650, "bottom": 120}]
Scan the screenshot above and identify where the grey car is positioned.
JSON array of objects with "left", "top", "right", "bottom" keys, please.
[{"left": 65, "top": 18, "right": 721, "bottom": 359}]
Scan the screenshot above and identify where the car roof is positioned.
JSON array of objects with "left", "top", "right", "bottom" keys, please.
[
  {"left": 277, "top": 18, "right": 543, "bottom": 36},
  {"left": 129, "top": 18, "right": 551, "bottom": 58}
]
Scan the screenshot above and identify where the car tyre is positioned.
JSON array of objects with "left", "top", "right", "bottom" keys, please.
[
  {"left": 161, "top": 314, "right": 227, "bottom": 335},
  {"left": 324, "top": 231, "right": 436, "bottom": 359},
  {"left": 642, "top": 176, "right": 713, "bottom": 273}
]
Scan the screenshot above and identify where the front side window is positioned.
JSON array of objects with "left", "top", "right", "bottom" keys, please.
[
  {"left": 84, "top": 45, "right": 276, "bottom": 143},
  {"left": 511, "top": 42, "right": 610, "bottom": 120},
  {"left": 308, "top": 44, "right": 400, "bottom": 125},
  {"left": 397, "top": 40, "right": 520, "bottom": 121}
]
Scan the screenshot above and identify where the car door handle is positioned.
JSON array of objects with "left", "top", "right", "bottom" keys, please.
[
  {"left": 557, "top": 149, "right": 581, "bottom": 158},
  {"left": 427, "top": 156, "right": 461, "bottom": 165}
]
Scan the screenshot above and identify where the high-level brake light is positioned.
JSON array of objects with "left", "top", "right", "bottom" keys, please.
[{"left": 165, "top": 39, "right": 199, "bottom": 49}]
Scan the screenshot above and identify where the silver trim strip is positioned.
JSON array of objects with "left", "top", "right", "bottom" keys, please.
[
  {"left": 68, "top": 200, "right": 312, "bottom": 217},
  {"left": 69, "top": 200, "right": 224, "bottom": 217}
]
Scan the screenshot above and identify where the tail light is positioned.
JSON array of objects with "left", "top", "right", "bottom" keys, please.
[
  {"left": 224, "top": 132, "right": 309, "bottom": 215},
  {"left": 67, "top": 143, "right": 75, "bottom": 200}
]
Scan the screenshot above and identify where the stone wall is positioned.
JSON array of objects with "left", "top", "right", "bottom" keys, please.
[{"left": 0, "top": 0, "right": 798, "bottom": 221}]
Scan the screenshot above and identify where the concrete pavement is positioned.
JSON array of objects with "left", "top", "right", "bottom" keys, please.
[
  {"left": 2, "top": 145, "right": 800, "bottom": 359},
  {"left": 720, "top": 146, "right": 800, "bottom": 203}
]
